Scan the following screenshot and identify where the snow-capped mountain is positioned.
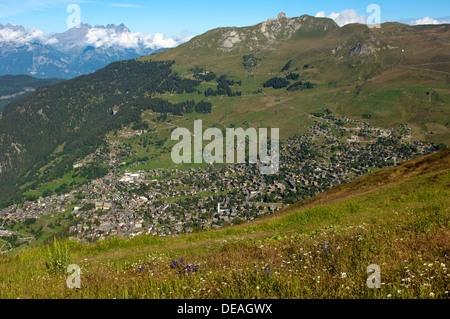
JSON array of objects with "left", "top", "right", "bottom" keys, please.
[{"left": 0, "top": 23, "right": 184, "bottom": 79}]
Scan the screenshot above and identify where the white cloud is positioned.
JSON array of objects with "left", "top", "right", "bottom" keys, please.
[
  {"left": 315, "top": 11, "right": 326, "bottom": 18},
  {"left": 0, "top": 25, "right": 58, "bottom": 45},
  {"left": 0, "top": 22, "right": 189, "bottom": 50},
  {"left": 411, "top": 17, "right": 450, "bottom": 25},
  {"left": 147, "top": 33, "right": 177, "bottom": 49},
  {"left": 84, "top": 27, "right": 186, "bottom": 50},
  {"left": 315, "top": 9, "right": 366, "bottom": 27}
]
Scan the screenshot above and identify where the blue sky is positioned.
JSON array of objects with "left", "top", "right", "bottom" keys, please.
[{"left": 0, "top": 0, "right": 449, "bottom": 37}]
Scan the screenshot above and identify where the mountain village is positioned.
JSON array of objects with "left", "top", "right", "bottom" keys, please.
[{"left": 0, "top": 114, "right": 439, "bottom": 250}]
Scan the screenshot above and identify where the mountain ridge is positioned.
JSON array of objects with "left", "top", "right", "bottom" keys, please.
[{"left": 166, "top": 14, "right": 338, "bottom": 56}]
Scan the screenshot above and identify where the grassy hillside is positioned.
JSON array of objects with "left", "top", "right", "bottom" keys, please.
[
  {"left": 142, "top": 18, "right": 450, "bottom": 145},
  {"left": 1, "top": 149, "right": 448, "bottom": 299}
]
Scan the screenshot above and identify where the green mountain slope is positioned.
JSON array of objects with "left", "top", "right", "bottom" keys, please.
[
  {"left": 0, "top": 149, "right": 448, "bottom": 299},
  {"left": 0, "top": 75, "right": 63, "bottom": 112},
  {"left": 0, "top": 15, "right": 449, "bottom": 205},
  {"left": 143, "top": 17, "right": 450, "bottom": 142}
]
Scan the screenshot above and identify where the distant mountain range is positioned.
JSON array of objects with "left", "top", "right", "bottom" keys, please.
[{"left": 0, "top": 23, "right": 178, "bottom": 79}]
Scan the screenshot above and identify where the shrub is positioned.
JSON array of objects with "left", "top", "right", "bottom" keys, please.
[
  {"left": 45, "top": 239, "right": 71, "bottom": 276},
  {"left": 286, "top": 72, "right": 300, "bottom": 80}
]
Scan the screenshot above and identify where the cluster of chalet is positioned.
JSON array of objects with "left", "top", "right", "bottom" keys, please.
[{"left": 0, "top": 115, "right": 437, "bottom": 244}]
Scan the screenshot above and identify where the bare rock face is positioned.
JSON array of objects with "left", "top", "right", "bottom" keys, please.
[
  {"left": 332, "top": 39, "right": 379, "bottom": 58},
  {"left": 222, "top": 30, "right": 242, "bottom": 48},
  {"left": 348, "top": 43, "right": 375, "bottom": 57}
]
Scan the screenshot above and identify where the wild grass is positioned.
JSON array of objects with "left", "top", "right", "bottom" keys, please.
[
  {"left": 0, "top": 151, "right": 448, "bottom": 299},
  {"left": 45, "top": 239, "right": 71, "bottom": 276}
]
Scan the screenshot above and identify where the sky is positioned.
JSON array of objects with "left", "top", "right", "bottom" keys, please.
[{"left": 0, "top": 0, "right": 449, "bottom": 39}]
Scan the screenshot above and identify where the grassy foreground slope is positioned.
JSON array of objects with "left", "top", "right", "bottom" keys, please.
[{"left": 0, "top": 149, "right": 448, "bottom": 299}]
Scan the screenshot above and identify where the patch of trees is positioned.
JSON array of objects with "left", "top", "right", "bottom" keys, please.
[
  {"left": 157, "top": 74, "right": 200, "bottom": 94},
  {"left": 4, "top": 234, "right": 18, "bottom": 248},
  {"left": 287, "top": 81, "right": 314, "bottom": 91},
  {"left": 190, "top": 67, "right": 217, "bottom": 82},
  {"left": 281, "top": 60, "right": 292, "bottom": 72},
  {"left": 55, "top": 183, "right": 69, "bottom": 195},
  {"left": 140, "top": 98, "right": 209, "bottom": 116},
  {"left": 262, "top": 70, "right": 310, "bottom": 91},
  {"left": 204, "top": 75, "right": 241, "bottom": 97},
  {"left": 217, "top": 75, "right": 233, "bottom": 96},
  {"left": 196, "top": 72, "right": 216, "bottom": 82},
  {"left": 195, "top": 101, "right": 213, "bottom": 114},
  {"left": 263, "top": 77, "right": 290, "bottom": 89},
  {"left": 286, "top": 72, "right": 300, "bottom": 80},
  {"left": 205, "top": 87, "right": 242, "bottom": 97},
  {"left": 24, "top": 218, "right": 36, "bottom": 226},
  {"left": 73, "top": 163, "right": 108, "bottom": 181},
  {"left": 131, "top": 120, "right": 150, "bottom": 131}
]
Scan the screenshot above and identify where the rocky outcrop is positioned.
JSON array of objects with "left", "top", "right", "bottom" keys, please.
[{"left": 347, "top": 42, "right": 376, "bottom": 57}]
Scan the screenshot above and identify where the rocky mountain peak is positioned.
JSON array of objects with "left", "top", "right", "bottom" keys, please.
[{"left": 186, "top": 15, "right": 338, "bottom": 53}]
